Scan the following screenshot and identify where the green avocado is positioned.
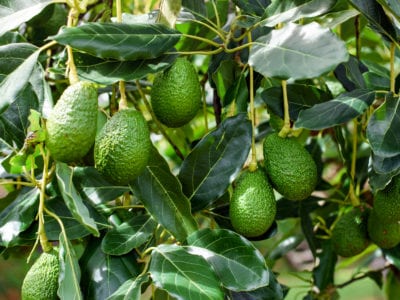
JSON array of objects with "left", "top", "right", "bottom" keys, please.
[
  {"left": 150, "top": 57, "right": 202, "bottom": 128},
  {"left": 94, "top": 109, "right": 151, "bottom": 185},
  {"left": 263, "top": 133, "right": 318, "bottom": 201},
  {"left": 368, "top": 209, "right": 400, "bottom": 249},
  {"left": 21, "top": 249, "right": 60, "bottom": 300},
  {"left": 331, "top": 207, "right": 370, "bottom": 257},
  {"left": 45, "top": 81, "right": 98, "bottom": 163},
  {"left": 373, "top": 175, "right": 400, "bottom": 222},
  {"left": 229, "top": 168, "right": 276, "bottom": 238}
]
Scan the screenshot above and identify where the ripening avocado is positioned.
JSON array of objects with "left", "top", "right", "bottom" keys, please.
[
  {"left": 150, "top": 57, "right": 202, "bottom": 128},
  {"left": 368, "top": 210, "right": 400, "bottom": 249},
  {"left": 21, "top": 249, "right": 60, "bottom": 300},
  {"left": 94, "top": 109, "right": 151, "bottom": 185},
  {"left": 373, "top": 175, "right": 400, "bottom": 222},
  {"left": 263, "top": 133, "right": 318, "bottom": 201},
  {"left": 229, "top": 168, "right": 277, "bottom": 238},
  {"left": 46, "top": 81, "right": 98, "bottom": 163},
  {"left": 331, "top": 207, "right": 370, "bottom": 257}
]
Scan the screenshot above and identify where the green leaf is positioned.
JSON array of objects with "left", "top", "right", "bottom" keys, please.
[
  {"left": 178, "top": 113, "right": 252, "bottom": 212},
  {"left": 56, "top": 162, "right": 100, "bottom": 237},
  {"left": 107, "top": 274, "right": 150, "bottom": 300},
  {"left": 149, "top": 244, "right": 224, "bottom": 300},
  {"left": 51, "top": 23, "right": 181, "bottom": 60},
  {"left": 101, "top": 214, "right": 157, "bottom": 256},
  {"left": 384, "top": 268, "right": 400, "bottom": 299},
  {"left": 334, "top": 55, "right": 368, "bottom": 92},
  {"left": 262, "top": 0, "right": 336, "bottom": 27},
  {"left": 249, "top": 22, "right": 349, "bottom": 80},
  {"left": 295, "top": 89, "right": 375, "bottom": 130},
  {"left": 130, "top": 147, "right": 198, "bottom": 242},
  {"left": 367, "top": 93, "right": 400, "bottom": 158},
  {"left": 74, "top": 52, "right": 177, "bottom": 85},
  {"left": 376, "top": 0, "right": 400, "bottom": 23},
  {"left": 0, "top": 188, "right": 39, "bottom": 247},
  {"left": 0, "top": 0, "right": 53, "bottom": 36},
  {"left": 58, "top": 233, "right": 83, "bottom": 300},
  {"left": 232, "top": 0, "right": 271, "bottom": 16},
  {"left": 313, "top": 239, "right": 337, "bottom": 291},
  {"left": 186, "top": 228, "right": 269, "bottom": 291}
]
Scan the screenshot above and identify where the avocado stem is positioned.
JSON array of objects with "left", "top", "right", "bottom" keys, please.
[
  {"left": 248, "top": 32, "right": 257, "bottom": 172},
  {"left": 278, "top": 80, "right": 291, "bottom": 138},
  {"left": 66, "top": 7, "right": 79, "bottom": 84}
]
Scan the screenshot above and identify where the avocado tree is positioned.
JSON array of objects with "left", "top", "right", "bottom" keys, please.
[{"left": 1, "top": 0, "right": 400, "bottom": 299}]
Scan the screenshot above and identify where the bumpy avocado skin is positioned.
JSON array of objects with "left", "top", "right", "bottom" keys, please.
[
  {"left": 229, "top": 168, "right": 277, "bottom": 238},
  {"left": 331, "top": 207, "right": 370, "bottom": 257},
  {"left": 94, "top": 109, "right": 151, "bottom": 185},
  {"left": 46, "top": 81, "right": 98, "bottom": 163},
  {"left": 263, "top": 133, "right": 318, "bottom": 201},
  {"left": 368, "top": 209, "right": 400, "bottom": 249},
  {"left": 21, "top": 250, "right": 60, "bottom": 300},
  {"left": 151, "top": 57, "right": 202, "bottom": 128},
  {"left": 373, "top": 175, "right": 400, "bottom": 222}
]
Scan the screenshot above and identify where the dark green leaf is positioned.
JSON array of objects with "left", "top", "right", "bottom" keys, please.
[
  {"left": 187, "top": 229, "right": 269, "bottom": 291},
  {"left": 313, "top": 239, "right": 337, "bottom": 291},
  {"left": 51, "top": 23, "right": 181, "bottom": 60},
  {"left": 295, "top": 89, "right": 375, "bottom": 130},
  {"left": 56, "top": 162, "right": 100, "bottom": 237},
  {"left": 376, "top": 0, "right": 400, "bottom": 23},
  {"left": 74, "top": 52, "right": 177, "bottom": 85},
  {"left": 249, "top": 22, "right": 349, "bottom": 80},
  {"left": 261, "top": 84, "right": 331, "bottom": 120},
  {"left": 182, "top": 0, "right": 207, "bottom": 16},
  {"left": 371, "top": 152, "right": 400, "bottom": 175},
  {"left": 367, "top": 93, "right": 400, "bottom": 158},
  {"left": 58, "top": 233, "right": 83, "bottom": 300},
  {"left": 0, "top": 188, "right": 39, "bottom": 247},
  {"left": 0, "top": 31, "right": 26, "bottom": 45},
  {"left": 383, "top": 246, "right": 400, "bottom": 270},
  {"left": 212, "top": 60, "right": 242, "bottom": 106},
  {"left": 130, "top": 147, "right": 198, "bottom": 242},
  {"left": 178, "top": 113, "right": 252, "bottom": 212},
  {"left": 384, "top": 268, "right": 400, "bottom": 299},
  {"left": 102, "top": 215, "right": 157, "bottom": 256},
  {"left": 149, "top": 244, "right": 224, "bottom": 300},
  {"left": 232, "top": 0, "right": 271, "bottom": 16},
  {"left": 368, "top": 167, "right": 400, "bottom": 192},
  {"left": 364, "top": 72, "right": 391, "bottom": 90},
  {"left": 107, "top": 274, "right": 150, "bottom": 300},
  {"left": 262, "top": 0, "right": 336, "bottom": 26},
  {"left": 0, "top": 0, "right": 53, "bottom": 35},
  {"left": 334, "top": 55, "right": 368, "bottom": 92},
  {"left": 317, "top": 9, "right": 360, "bottom": 29}
]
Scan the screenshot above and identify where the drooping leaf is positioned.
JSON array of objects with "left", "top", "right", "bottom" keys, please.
[
  {"left": 186, "top": 228, "right": 269, "bottom": 291},
  {"left": 0, "top": 0, "right": 53, "bottom": 36},
  {"left": 367, "top": 93, "right": 400, "bottom": 158},
  {"left": 262, "top": 0, "right": 336, "bottom": 27},
  {"left": 334, "top": 55, "right": 368, "bottom": 92},
  {"left": 56, "top": 162, "right": 100, "bottom": 237},
  {"left": 101, "top": 214, "right": 157, "bottom": 256},
  {"left": 58, "top": 233, "right": 83, "bottom": 300},
  {"left": 371, "top": 152, "right": 400, "bottom": 175},
  {"left": 249, "top": 22, "right": 349, "bottom": 80},
  {"left": 178, "top": 113, "right": 252, "bottom": 212},
  {"left": 130, "top": 147, "right": 198, "bottom": 242},
  {"left": 51, "top": 23, "right": 181, "bottom": 60},
  {"left": 107, "top": 274, "right": 150, "bottom": 300},
  {"left": 376, "top": 0, "right": 400, "bottom": 23},
  {"left": 0, "top": 188, "right": 39, "bottom": 247},
  {"left": 149, "top": 244, "right": 224, "bottom": 300},
  {"left": 74, "top": 52, "right": 177, "bottom": 85},
  {"left": 295, "top": 89, "right": 375, "bottom": 130}
]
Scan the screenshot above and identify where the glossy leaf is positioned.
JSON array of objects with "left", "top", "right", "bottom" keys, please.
[
  {"left": 107, "top": 274, "right": 150, "bottom": 300},
  {"left": 178, "top": 113, "right": 252, "bottom": 211},
  {"left": 249, "top": 22, "right": 348, "bottom": 80},
  {"left": 232, "top": 0, "right": 271, "bottom": 16},
  {"left": 262, "top": 0, "right": 336, "bottom": 27},
  {"left": 102, "top": 215, "right": 157, "bottom": 256},
  {"left": 367, "top": 93, "right": 400, "bottom": 158},
  {"left": 56, "top": 162, "right": 100, "bottom": 237},
  {"left": 313, "top": 239, "right": 337, "bottom": 291},
  {"left": 149, "top": 244, "right": 224, "bottom": 300},
  {"left": 0, "top": 188, "right": 39, "bottom": 247},
  {"left": 58, "top": 233, "right": 83, "bottom": 300},
  {"left": 51, "top": 23, "right": 181, "bottom": 60},
  {"left": 130, "top": 147, "right": 198, "bottom": 242},
  {"left": 295, "top": 89, "right": 375, "bottom": 130},
  {"left": 0, "top": 0, "right": 53, "bottom": 36},
  {"left": 186, "top": 229, "right": 269, "bottom": 291},
  {"left": 376, "top": 0, "right": 400, "bottom": 23}
]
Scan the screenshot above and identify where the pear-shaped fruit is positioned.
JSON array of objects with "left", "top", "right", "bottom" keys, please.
[
  {"left": 263, "top": 133, "right": 317, "bottom": 201},
  {"left": 94, "top": 109, "right": 151, "bottom": 185},
  {"left": 368, "top": 209, "right": 400, "bottom": 249},
  {"left": 229, "top": 168, "right": 276, "bottom": 238},
  {"left": 373, "top": 175, "right": 400, "bottom": 222}
]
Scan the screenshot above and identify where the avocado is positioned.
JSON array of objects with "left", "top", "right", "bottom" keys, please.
[
  {"left": 94, "top": 109, "right": 151, "bottom": 185},
  {"left": 46, "top": 81, "right": 98, "bottom": 163},
  {"left": 373, "top": 175, "right": 400, "bottom": 222},
  {"left": 263, "top": 133, "right": 317, "bottom": 201},
  {"left": 331, "top": 207, "right": 370, "bottom": 257},
  {"left": 150, "top": 57, "right": 202, "bottom": 128},
  {"left": 21, "top": 249, "right": 60, "bottom": 300},
  {"left": 368, "top": 209, "right": 400, "bottom": 249},
  {"left": 229, "top": 168, "right": 276, "bottom": 237}
]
